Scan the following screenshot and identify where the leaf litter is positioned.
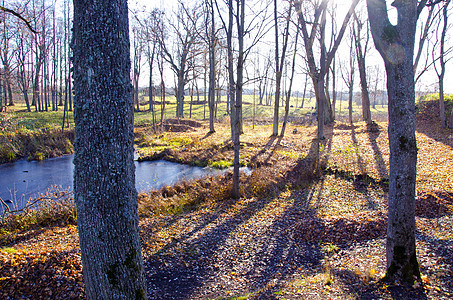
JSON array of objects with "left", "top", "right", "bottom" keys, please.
[{"left": 1, "top": 102, "right": 452, "bottom": 299}]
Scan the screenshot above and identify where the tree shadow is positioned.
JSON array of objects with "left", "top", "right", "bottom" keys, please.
[
  {"left": 334, "top": 269, "right": 428, "bottom": 300},
  {"left": 350, "top": 125, "right": 366, "bottom": 176},
  {"left": 145, "top": 193, "right": 296, "bottom": 298},
  {"left": 142, "top": 128, "right": 394, "bottom": 299},
  {"left": 366, "top": 124, "right": 388, "bottom": 180},
  {"left": 248, "top": 135, "right": 278, "bottom": 167},
  {"left": 416, "top": 231, "right": 453, "bottom": 295},
  {"left": 201, "top": 131, "right": 215, "bottom": 140},
  {"left": 415, "top": 100, "right": 453, "bottom": 149},
  {"left": 143, "top": 138, "right": 322, "bottom": 299},
  {"left": 0, "top": 228, "right": 47, "bottom": 248}
]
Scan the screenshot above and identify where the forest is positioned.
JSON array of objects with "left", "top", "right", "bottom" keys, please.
[{"left": 0, "top": 0, "right": 453, "bottom": 299}]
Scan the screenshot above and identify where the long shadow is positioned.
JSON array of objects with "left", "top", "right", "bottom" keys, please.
[
  {"left": 144, "top": 126, "right": 395, "bottom": 299},
  {"left": 201, "top": 131, "right": 215, "bottom": 140},
  {"left": 415, "top": 101, "right": 453, "bottom": 149},
  {"left": 145, "top": 137, "right": 324, "bottom": 299},
  {"left": 242, "top": 135, "right": 390, "bottom": 298},
  {"left": 263, "top": 135, "right": 284, "bottom": 164},
  {"left": 350, "top": 126, "right": 372, "bottom": 208},
  {"left": 350, "top": 125, "right": 366, "bottom": 176},
  {"left": 334, "top": 268, "right": 428, "bottom": 300},
  {"left": 416, "top": 231, "right": 453, "bottom": 295},
  {"left": 145, "top": 183, "right": 287, "bottom": 298},
  {"left": 366, "top": 125, "right": 388, "bottom": 180},
  {"left": 0, "top": 228, "right": 47, "bottom": 248},
  {"left": 231, "top": 138, "right": 326, "bottom": 298},
  {"left": 248, "top": 135, "right": 277, "bottom": 167}
]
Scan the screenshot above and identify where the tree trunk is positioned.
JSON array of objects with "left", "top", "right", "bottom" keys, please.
[
  {"left": 6, "top": 76, "right": 13, "bottom": 106},
  {"left": 72, "top": 0, "right": 147, "bottom": 298},
  {"left": 189, "top": 84, "right": 193, "bottom": 119},
  {"left": 437, "top": 1, "right": 449, "bottom": 128},
  {"left": 384, "top": 58, "right": 420, "bottom": 283},
  {"left": 314, "top": 76, "right": 326, "bottom": 139},
  {"left": 355, "top": 32, "right": 372, "bottom": 124},
  {"left": 272, "top": 0, "right": 281, "bottom": 137},
  {"left": 348, "top": 81, "right": 354, "bottom": 124},
  {"left": 2, "top": 78, "right": 6, "bottom": 111},
  {"left": 176, "top": 70, "right": 185, "bottom": 118},
  {"left": 68, "top": 69, "right": 73, "bottom": 111},
  {"left": 149, "top": 46, "right": 156, "bottom": 127},
  {"left": 23, "top": 90, "right": 31, "bottom": 112},
  {"left": 367, "top": 0, "right": 420, "bottom": 283},
  {"left": 450, "top": 105, "right": 453, "bottom": 129},
  {"left": 439, "top": 81, "right": 446, "bottom": 128},
  {"left": 301, "top": 73, "right": 308, "bottom": 108},
  {"left": 232, "top": 0, "right": 245, "bottom": 198},
  {"left": 331, "top": 58, "right": 336, "bottom": 120},
  {"left": 0, "top": 75, "right": 3, "bottom": 112},
  {"left": 33, "top": 53, "right": 43, "bottom": 112},
  {"left": 281, "top": 26, "right": 299, "bottom": 137},
  {"left": 208, "top": 0, "right": 216, "bottom": 133}
]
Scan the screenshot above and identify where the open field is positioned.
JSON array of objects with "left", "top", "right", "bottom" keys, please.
[{"left": 4, "top": 93, "right": 389, "bottom": 127}]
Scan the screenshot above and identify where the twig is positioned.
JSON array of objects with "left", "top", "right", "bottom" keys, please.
[{"left": 0, "top": 5, "right": 38, "bottom": 34}]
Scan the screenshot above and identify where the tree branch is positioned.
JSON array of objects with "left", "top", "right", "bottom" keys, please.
[{"left": 0, "top": 5, "right": 38, "bottom": 34}]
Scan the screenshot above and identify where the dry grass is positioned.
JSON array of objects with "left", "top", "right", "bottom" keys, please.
[{"left": 1, "top": 99, "right": 452, "bottom": 299}]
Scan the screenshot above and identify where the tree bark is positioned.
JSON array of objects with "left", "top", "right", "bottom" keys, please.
[
  {"left": 353, "top": 14, "right": 372, "bottom": 124},
  {"left": 281, "top": 25, "right": 299, "bottom": 137},
  {"left": 436, "top": 1, "right": 449, "bottom": 128},
  {"left": 331, "top": 58, "right": 336, "bottom": 120},
  {"left": 232, "top": 0, "right": 245, "bottom": 198},
  {"left": 207, "top": 0, "right": 216, "bottom": 133},
  {"left": 72, "top": 0, "right": 147, "bottom": 298},
  {"left": 367, "top": 0, "right": 420, "bottom": 283}
]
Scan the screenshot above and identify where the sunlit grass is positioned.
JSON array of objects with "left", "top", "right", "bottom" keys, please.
[{"left": 7, "top": 93, "right": 390, "bottom": 131}]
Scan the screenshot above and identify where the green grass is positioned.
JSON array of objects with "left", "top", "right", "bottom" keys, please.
[
  {"left": 0, "top": 247, "right": 18, "bottom": 254},
  {"left": 208, "top": 159, "right": 233, "bottom": 169},
  {"left": 7, "top": 92, "right": 391, "bottom": 132},
  {"left": 210, "top": 293, "right": 254, "bottom": 300}
]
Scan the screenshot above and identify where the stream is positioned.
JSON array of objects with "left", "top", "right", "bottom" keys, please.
[{"left": 0, "top": 154, "right": 220, "bottom": 212}]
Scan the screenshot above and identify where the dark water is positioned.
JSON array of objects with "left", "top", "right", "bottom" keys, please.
[{"left": 0, "top": 154, "right": 219, "bottom": 212}]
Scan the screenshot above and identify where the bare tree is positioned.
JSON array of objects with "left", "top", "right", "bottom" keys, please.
[
  {"left": 281, "top": 24, "right": 300, "bottom": 137},
  {"left": 272, "top": 0, "right": 292, "bottom": 136},
  {"left": 158, "top": 2, "right": 202, "bottom": 119},
  {"left": 206, "top": 0, "right": 217, "bottom": 133},
  {"left": 294, "top": 0, "right": 360, "bottom": 139},
  {"left": 340, "top": 30, "right": 355, "bottom": 125},
  {"left": 414, "top": 4, "right": 436, "bottom": 74},
  {"left": 432, "top": 0, "right": 452, "bottom": 128},
  {"left": 0, "top": 2, "right": 16, "bottom": 107},
  {"left": 13, "top": 8, "right": 33, "bottom": 112},
  {"left": 215, "top": 0, "right": 271, "bottom": 198},
  {"left": 366, "top": 0, "right": 443, "bottom": 283},
  {"left": 131, "top": 25, "right": 145, "bottom": 112},
  {"left": 353, "top": 10, "right": 372, "bottom": 124},
  {"left": 143, "top": 9, "right": 162, "bottom": 126}
]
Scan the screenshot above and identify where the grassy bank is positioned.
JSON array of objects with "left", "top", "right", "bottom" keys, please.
[
  {"left": 0, "top": 112, "right": 74, "bottom": 163},
  {"left": 1, "top": 93, "right": 390, "bottom": 163}
]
